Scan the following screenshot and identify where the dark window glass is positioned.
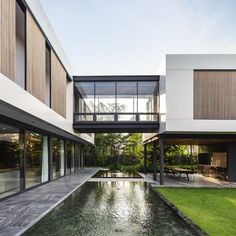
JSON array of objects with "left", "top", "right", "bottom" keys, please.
[
  {"left": 74, "top": 143, "right": 81, "bottom": 171},
  {"left": 52, "top": 138, "right": 64, "bottom": 179},
  {"left": 66, "top": 141, "right": 72, "bottom": 175},
  {"left": 0, "top": 123, "right": 20, "bottom": 198}
]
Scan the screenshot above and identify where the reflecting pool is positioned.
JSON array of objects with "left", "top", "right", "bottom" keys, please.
[
  {"left": 24, "top": 182, "right": 197, "bottom": 236},
  {"left": 92, "top": 170, "right": 142, "bottom": 178}
]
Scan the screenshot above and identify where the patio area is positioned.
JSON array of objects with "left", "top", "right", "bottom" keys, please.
[{"left": 144, "top": 173, "right": 236, "bottom": 188}]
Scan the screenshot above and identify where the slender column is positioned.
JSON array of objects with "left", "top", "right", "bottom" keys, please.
[
  {"left": 48, "top": 136, "right": 53, "bottom": 182},
  {"left": 190, "top": 145, "right": 193, "bottom": 167},
  {"left": 159, "top": 139, "right": 164, "bottom": 185},
  {"left": 153, "top": 141, "right": 157, "bottom": 181},
  {"left": 144, "top": 144, "right": 147, "bottom": 174},
  {"left": 19, "top": 129, "right": 25, "bottom": 191}
]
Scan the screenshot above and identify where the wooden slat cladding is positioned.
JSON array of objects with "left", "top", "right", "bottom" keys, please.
[
  {"left": 0, "top": 0, "right": 16, "bottom": 81},
  {"left": 194, "top": 70, "right": 236, "bottom": 119},
  {"left": 26, "top": 11, "right": 46, "bottom": 103},
  {"left": 51, "top": 51, "right": 66, "bottom": 118}
]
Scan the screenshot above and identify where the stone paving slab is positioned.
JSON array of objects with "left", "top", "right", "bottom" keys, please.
[
  {"left": 145, "top": 173, "right": 236, "bottom": 188},
  {"left": 0, "top": 168, "right": 99, "bottom": 236}
]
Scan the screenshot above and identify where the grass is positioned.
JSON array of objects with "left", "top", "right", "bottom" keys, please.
[{"left": 156, "top": 188, "right": 236, "bottom": 236}]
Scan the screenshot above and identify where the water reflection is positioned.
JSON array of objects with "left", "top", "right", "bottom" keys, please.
[
  {"left": 24, "top": 182, "right": 196, "bottom": 236},
  {"left": 93, "top": 170, "right": 142, "bottom": 178}
]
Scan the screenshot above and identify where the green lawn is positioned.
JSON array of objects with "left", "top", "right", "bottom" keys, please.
[{"left": 157, "top": 188, "right": 236, "bottom": 236}]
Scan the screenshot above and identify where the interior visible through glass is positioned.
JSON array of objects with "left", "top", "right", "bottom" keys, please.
[
  {"left": 0, "top": 123, "right": 20, "bottom": 199},
  {"left": 74, "top": 81, "right": 159, "bottom": 122},
  {"left": 25, "top": 132, "right": 48, "bottom": 188}
]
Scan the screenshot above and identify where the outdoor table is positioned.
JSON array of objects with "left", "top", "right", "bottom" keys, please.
[{"left": 168, "top": 167, "right": 193, "bottom": 181}]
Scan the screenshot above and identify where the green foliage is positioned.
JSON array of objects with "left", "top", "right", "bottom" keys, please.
[
  {"left": 83, "top": 102, "right": 198, "bottom": 170},
  {"left": 84, "top": 133, "right": 144, "bottom": 168},
  {"left": 157, "top": 188, "right": 236, "bottom": 236},
  {"left": 85, "top": 135, "right": 198, "bottom": 172}
]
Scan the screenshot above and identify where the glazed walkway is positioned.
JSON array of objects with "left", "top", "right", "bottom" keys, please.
[{"left": 0, "top": 168, "right": 99, "bottom": 236}]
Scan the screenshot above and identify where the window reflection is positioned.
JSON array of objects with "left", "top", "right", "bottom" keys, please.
[
  {"left": 25, "top": 131, "right": 48, "bottom": 188},
  {"left": 0, "top": 123, "right": 20, "bottom": 198},
  {"left": 95, "top": 82, "right": 116, "bottom": 113},
  {"left": 52, "top": 138, "right": 64, "bottom": 179},
  {"left": 66, "top": 141, "right": 74, "bottom": 175},
  {"left": 74, "top": 81, "right": 159, "bottom": 122},
  {"left": 117, "top": 82, "right": 137, "bottom": 113},
  {"left": 74, "top": 143, "right": 81, "bottom": 171}
]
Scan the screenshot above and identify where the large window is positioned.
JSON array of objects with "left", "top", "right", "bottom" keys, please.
[
  {"left": 0, "top": 123, "right": 21, "bottom": 199},
  {"left": 138, "top": 82, "right": 158, "bottom": 121},
  {"left": 74, "top": 143, "right": 85, "bottom": 170},
  {"left": 117, "top": 82, "right": 137, "bottom": 121},
  {"left": 66, "top": 141, "right": 74, "bottom": 175},
  {"left": 74, "top": 81, "right": 159, "bottom": 122},
  {"left": 52, "top": 137, "right": 64, "bottom": 179},
  {"left": 0, "top": 118, "right": 84, "bottom": 199},
  {"left": 95, "top": 82, "right": 116, "bottom": 121},
  {"left": 25, "top": 131, "right": 48, "bottom": 188}
]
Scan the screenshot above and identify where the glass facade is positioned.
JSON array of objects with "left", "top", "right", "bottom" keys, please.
[
  {"left": 66, "top": 141, "right": 75, "bottom": 175},
  {"left": 74, "top": 81, "right": 159, "bottom": 122},
  {"left": 52, "top": 137, "right": 65, "bottom": 180},
  {"left": 74, "top": 143, "right": 81, "bottom": 171},
  {"left": 0, "top": 123, "right": 21, "bottom": 198},
  {"left": 0, "top": 120, "right": 84, "bottom": 199},
  {"left": 25, "top": 131, "right": 48, "bottom": 188}
]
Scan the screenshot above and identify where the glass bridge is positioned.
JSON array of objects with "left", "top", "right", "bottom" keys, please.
[{"left": 73, "top": 76, "right": 159, "bottom": 133}]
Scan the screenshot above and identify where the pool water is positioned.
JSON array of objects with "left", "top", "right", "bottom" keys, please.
[
  {"left": 24, "top": 182, "right": 197, "bottom": 236},
  {"left": 92, "top": 170, "right": 142, "bottom": 178}
]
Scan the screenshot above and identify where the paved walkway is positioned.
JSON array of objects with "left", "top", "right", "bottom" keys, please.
[
  {"left": 144, "top": 173, "right": 236, "bottom": 188},
  {"left": 0, "top": 168, "right": 99, "bottom": 236}
]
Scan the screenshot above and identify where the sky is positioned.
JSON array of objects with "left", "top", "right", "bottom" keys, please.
[{"left": 39, "top": 0, "right": 236, "bottom": 75}]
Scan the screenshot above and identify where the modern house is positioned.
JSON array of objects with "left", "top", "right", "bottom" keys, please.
[
  {"left": 0, "top": 0, "right": 93, "bottom": 199},
  {"left": 143, "top": 55, "right": 236, "bottom": 184},
  {"left": 1, "top": 0, "right": 236, "bottom": 201}
]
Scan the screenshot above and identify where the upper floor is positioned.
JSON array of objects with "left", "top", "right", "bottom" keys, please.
[
  {"left": 0, "top": 0, "right": 93, "bottom": 144},
  {"left": 144, "top": 54, "right": 236, "bottom": 141},
  {"left": 73, "top": 75, "right": 159, "bottom": 133}
]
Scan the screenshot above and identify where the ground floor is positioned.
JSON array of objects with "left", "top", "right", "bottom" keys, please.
[
  {"left": 0, "top": 168, "right": 235, "bottom": 235},
  {"left": 0, "top": 116, "right": 86, "bottom": 200},
  {"left": 144, "top": 133, "right": 236, "bottom": 184}
]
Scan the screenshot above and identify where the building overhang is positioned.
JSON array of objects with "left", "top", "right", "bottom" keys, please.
[
  {"left": 143, "top": 132, "right": 236, "bottom": 145},
  {"left": 73, "top": 121, "right": 159, "bottom": 133}
]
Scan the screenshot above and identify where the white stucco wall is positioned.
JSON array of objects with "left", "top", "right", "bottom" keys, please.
[{"left": 165, "top": 54, "right": 236, "bottom": 133}]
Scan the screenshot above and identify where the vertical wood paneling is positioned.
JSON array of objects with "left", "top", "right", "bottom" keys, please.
[
  {"left": 26, "top": 11, "right": 46, "bottom": 103},
  {"left": 0, "top": 0, "right": 16, "bottom": 81},
  {"left": 194, "top": 71, "right": 236, "bottom": 119},
  {"left": 51, "top": 51, "right": 66, "bottom": 118}
]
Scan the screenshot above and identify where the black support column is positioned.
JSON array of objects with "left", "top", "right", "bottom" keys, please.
[
  {"left": 159, "top": 139, "right": 164, "bottom": 185},
  {"left": 144, "top": 144, "right": 147, "bottom": 174},
  {"left": 19, "top": 129, "right": 25, "bottom": 191},
  {"left": 153, "top": 141, "right": 157, "bottom": 181}
]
